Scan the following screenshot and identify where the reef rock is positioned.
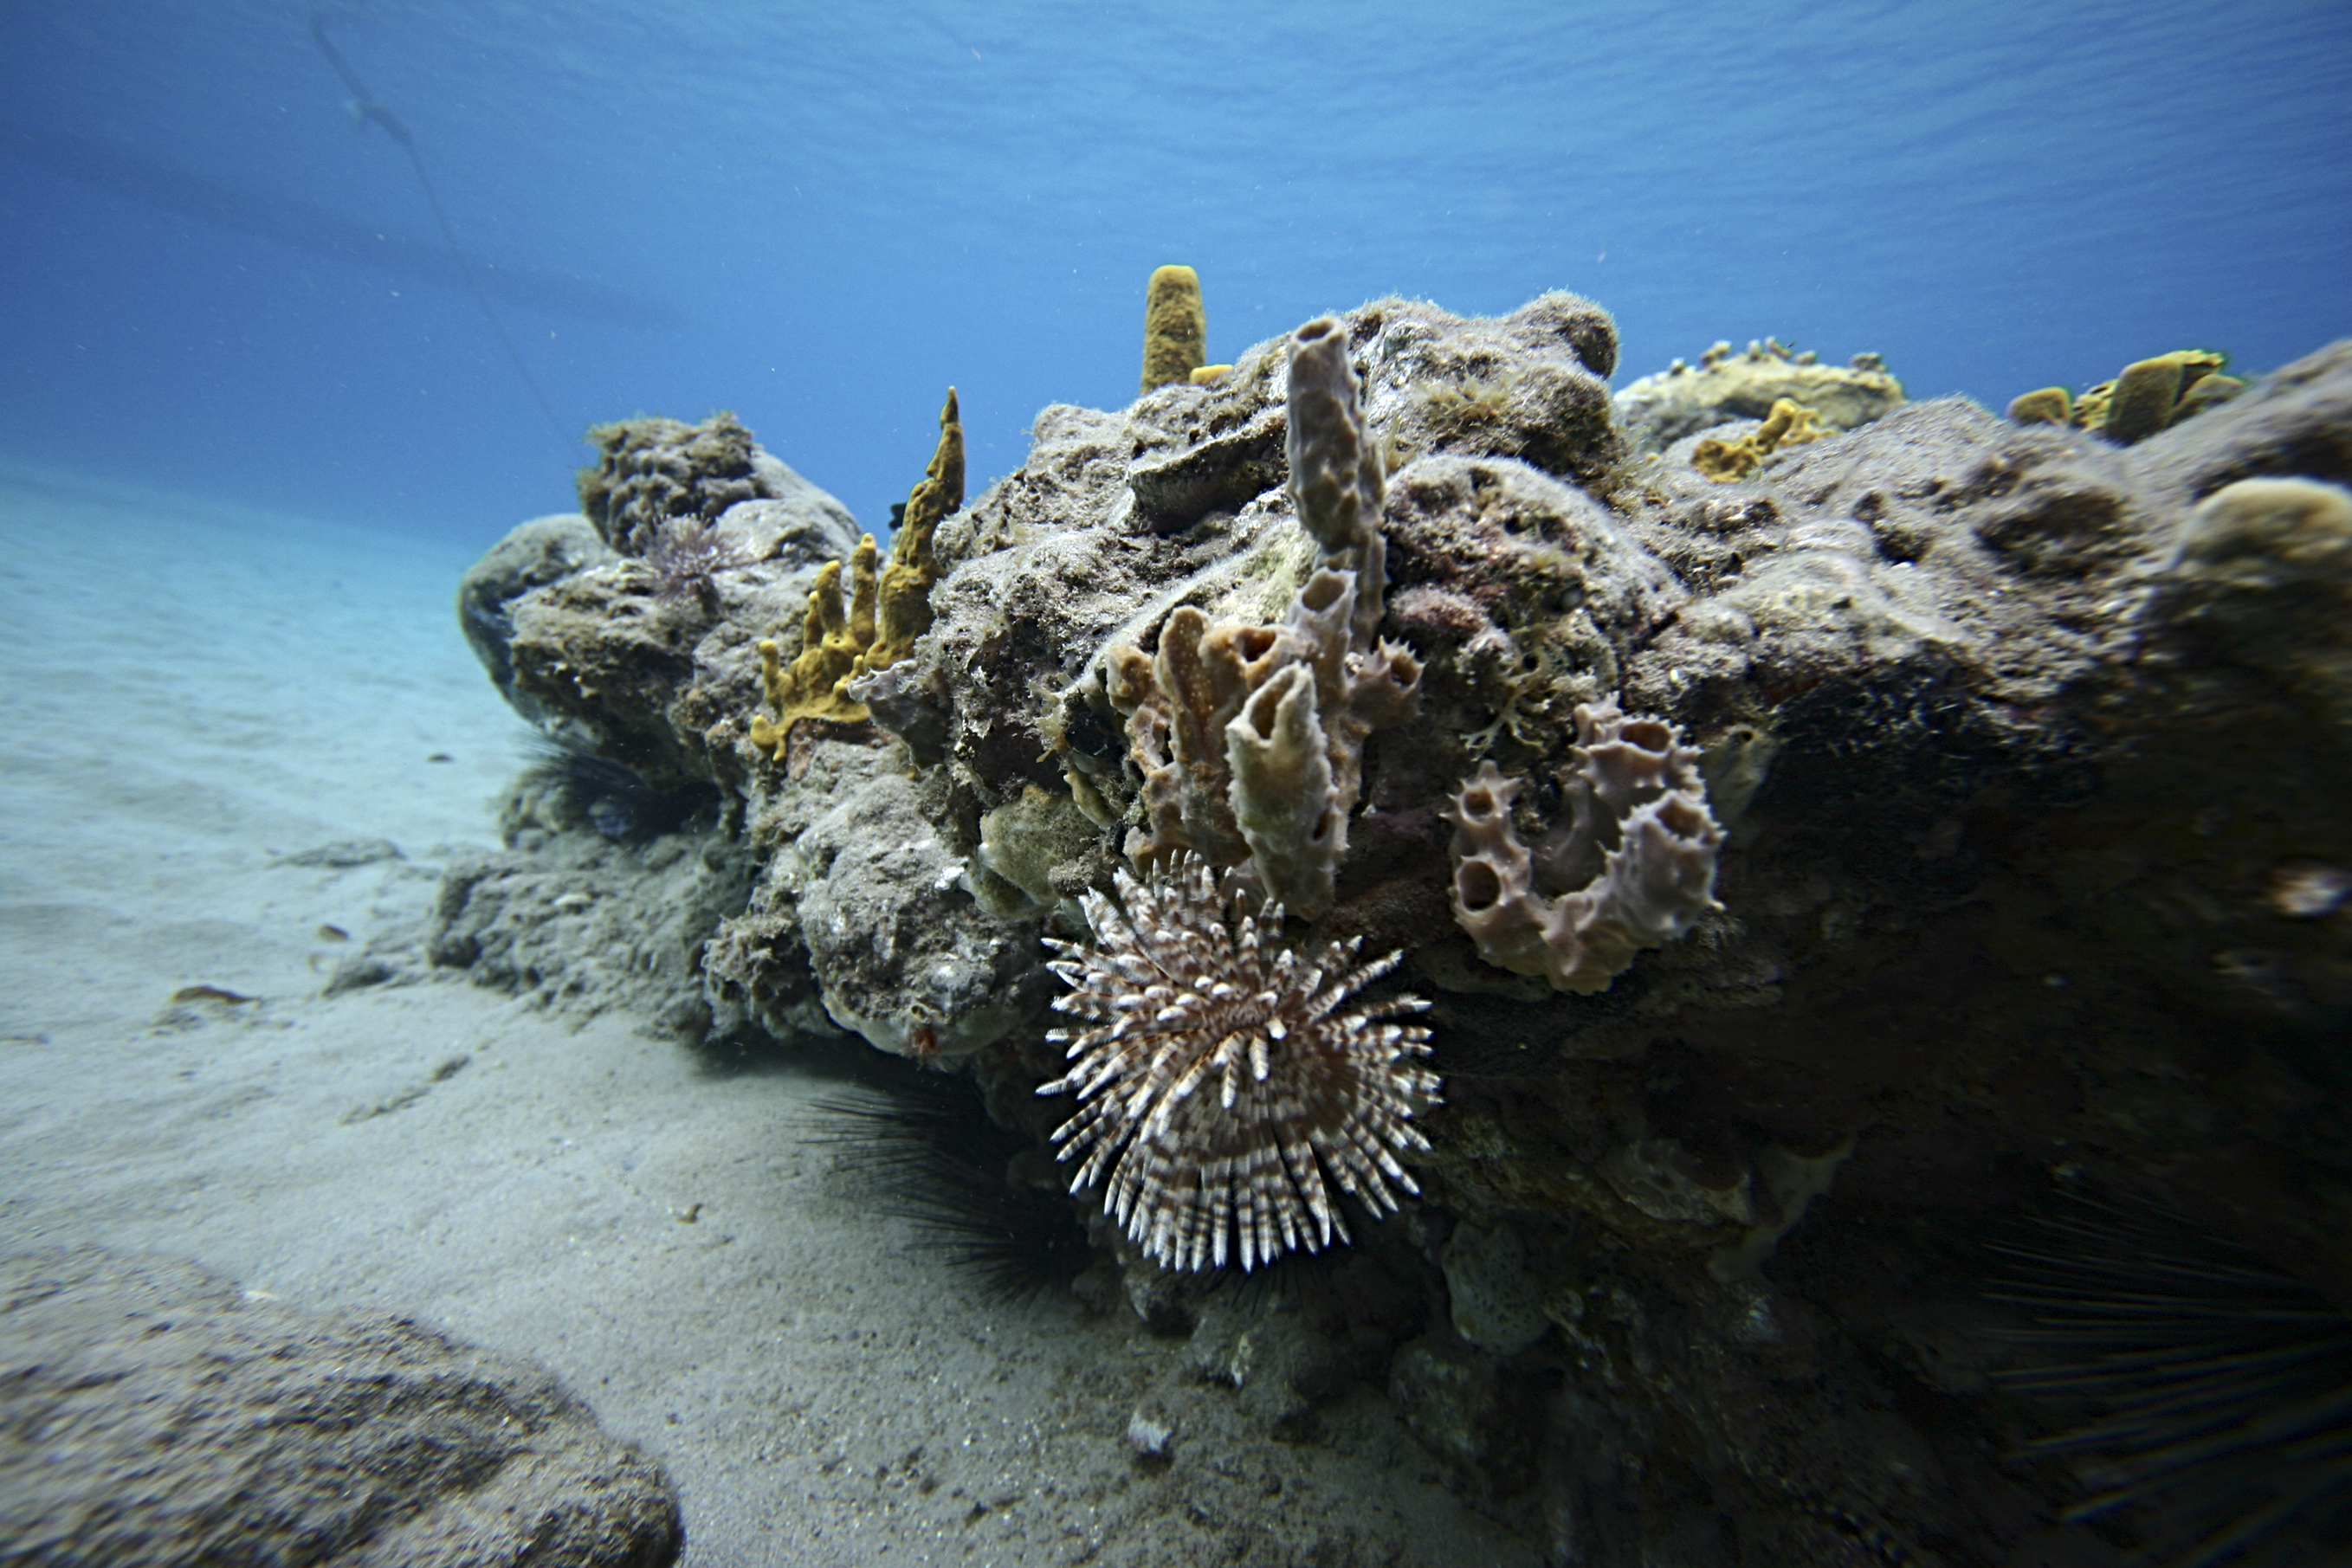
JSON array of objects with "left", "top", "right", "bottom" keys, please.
[
  {"left": 1614, "top": 336, "right": 1904, "bottom": 451},
  {"left": 767, "top": 745, "right": 1053, "bottom": 1058},
  {"left": 426, "top": 820, "right": 754, "bottom": 1037},
  {"left": 496, "top": 416, "right": 862, "bottom": 792},
  {"left": 455, "top": 513, "right": 616, "bottom": 724},
  {"left": 1, "top": 1246, "right": 682, "bottom": 1568},
  {"left": 446, "top": 310, "right": 2352, "bottom": 1567}
]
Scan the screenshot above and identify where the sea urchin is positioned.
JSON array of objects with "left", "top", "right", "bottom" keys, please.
[
  {"left": 1038, "top": 855, "right": 1440, "bottom": 1274},
  {"left": 1991, "top": 1184, "right": 2352, "bottom": 1567}
]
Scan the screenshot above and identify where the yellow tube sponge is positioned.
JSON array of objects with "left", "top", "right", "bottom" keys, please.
[
  {"left": 1140, "top": 265, "right": 1207, "bottom": 393},
  {"left": 860, "top": 387, "right": 963, "bottom": 675},
  {"left": 749, "top": 534, "right": 881, "bottom": 756},
  {"left": 2052, "top": 350, "right": 2237, "bottom": 443},
  {"left": 2102, "top": 350, "right": 2229, "bottom": 443},
  {"left": 2007, "top": 387, "right": 2073, "bottom": 426}
]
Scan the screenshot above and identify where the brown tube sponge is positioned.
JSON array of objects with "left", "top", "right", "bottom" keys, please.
[
  {"left": 1105, "top": 318, "right": 1421, "bottom": 919},
  {"left": 1446, "top": 701, "right": 1722, "bottom": 994}
]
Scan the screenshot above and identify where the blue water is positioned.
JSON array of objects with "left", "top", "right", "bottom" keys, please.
[{"left": 4, "top": 0, "right": 2347, "bottom": 548}]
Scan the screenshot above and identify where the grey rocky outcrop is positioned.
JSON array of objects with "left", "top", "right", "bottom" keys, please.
[
  {"left": 490, "top": 415, "right": 863, "bottom": 792},
  {"left": 1, "top": 1247, "right": 682, "bottom": 1568},
  {"left": 443, "top": 308, "right": 2352, "bottom": 1563}
]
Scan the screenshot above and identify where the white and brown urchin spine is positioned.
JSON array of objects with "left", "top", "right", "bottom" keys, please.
[{"left": 1037, "top": 855, "right": 1440, "bottom": 1273}]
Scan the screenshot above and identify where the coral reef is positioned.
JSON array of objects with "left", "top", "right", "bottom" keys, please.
[
  {"left": 449, "top": 297, "right": 2352, "bottom": 1566},
  {"left": 1687, "top": 397, "right": 1827, "bottom": 481},
  {"left": 777, "top": 741, "right": 1049, "bottom": 1059},
  {"left": 1614, "top": 336, "right": 1903, "bottom": 452},
  {"left": 1039, "top": 855, "right": 1438, "bottom": 1273},
  {"left": 1140, "top": 264, "right": 1208, "bottom": 393},
  {"left": 1445, "top": 700, "right": 1723, "bottom": 994}
]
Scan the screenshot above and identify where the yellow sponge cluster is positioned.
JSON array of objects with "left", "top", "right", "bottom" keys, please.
[
  {"left": 749, "top": 389, "right": 963, "bottom": 759},
  {"left": 2007, "top": 350, "right": 2242, "bottom": 443},
  {"left": 1690, "top": 398, "right": 1827, "bottom": 481}
]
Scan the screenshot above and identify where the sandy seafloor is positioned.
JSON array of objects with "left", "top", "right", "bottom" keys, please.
[{"left": 0, "top": 464, "right": 1541, "bottom": 1567}]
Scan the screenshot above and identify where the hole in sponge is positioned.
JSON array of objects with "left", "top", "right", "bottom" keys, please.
[{"left": 1457, "top": 859, "right": 1503, "bottom": 913}]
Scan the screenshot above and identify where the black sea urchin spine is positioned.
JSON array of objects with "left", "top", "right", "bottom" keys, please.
[
  {"left": 1991, "top": 1186, "right": 2352, "bottom": 1567},
  {"left": 806, "top": 1064, "right": 1090, "bottom": 1304}
]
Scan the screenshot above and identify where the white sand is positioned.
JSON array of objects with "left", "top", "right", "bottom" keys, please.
[{"left": 0, "top": 466, "right": 1540, "bottom": 1567}]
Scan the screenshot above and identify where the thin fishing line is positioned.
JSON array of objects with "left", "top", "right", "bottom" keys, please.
[{"left": 308, "top": 4, "right": 578, "bottom": 457}]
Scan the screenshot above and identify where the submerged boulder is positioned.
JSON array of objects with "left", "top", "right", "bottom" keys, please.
[{"left": 0, "top": 1247, "right": 682, "bottom": 1568}]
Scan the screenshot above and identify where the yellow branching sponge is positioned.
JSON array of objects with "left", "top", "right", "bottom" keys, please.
[
  {"left": 1690, "top": 397, "right": 1828, "bottom": 482},
  {"left": 1107, "top": 317, "right": 1422, "bottom": 920},
  {"left": 746, "top": 389, "right": 962, "bottom": 760},
  {"left": 860, "top": 387, "right": 963, "bottom": 676},
  {"left": 1141, "top": 265, "right": 1208, "bottom": 393},
  {"left": 750, "top": 535, "right": 882, "bottom": 754},
  {"left": 1446, "top": 701, "right": 1723, "bottom": 994}
]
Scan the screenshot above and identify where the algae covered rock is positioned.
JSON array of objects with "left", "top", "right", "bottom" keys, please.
[
  {"left": 1614, "top": 336, "right": 1903, "bottom": 452},
  {"left": 1, "top": 1247, "right": 682, "bottom": 1568},
  {"left": 775, "top": 749, "right": 1052, "bottom": 1058},
  {"left": 455, "top": 512, "right": 615, "bottom": 722},
  {"left": 578, "top": 409, "right": 844, "bottom": 555},
  {"left": 484, "top": 421, "right": 861, "bottom": 790},
  {"left": 2150, "top": 475, "right": 2352, "bottom": 726},
  {"left": 427, "top": 823, "right": 755, "bottom": 1036}
]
